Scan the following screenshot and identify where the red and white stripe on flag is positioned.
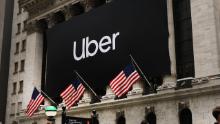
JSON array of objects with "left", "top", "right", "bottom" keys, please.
[
  {"left": 110, "top": 64, "right": 141, "bottom": 97},
  {"left": 60, "top": 81, "right": 85, "bottom": 109},
  {"left": 26, "top": 88, "right": 44, "bottom": 117}
]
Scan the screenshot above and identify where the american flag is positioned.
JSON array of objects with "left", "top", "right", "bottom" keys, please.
[
  {"left": 60, "top": 79, "right": 85, "bottom": 109},
  {"left": 26, "top": 88, "right": 44, "bottom": 117},
  {"left": 110, "top": 63, "right": 141, "bottom": 97}
]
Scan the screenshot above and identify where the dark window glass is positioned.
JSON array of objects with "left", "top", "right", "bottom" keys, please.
[
  {"left": 20, "top": 60, "right": 25, "bottom": 72},
  {"left": 15, "top": 42, "right": 19, "bottom": 54},
  {"left": 16, "top": 23, "right": 21, "bottom": 34},
  {"left": 117, "top": 116, "right": 126, "bottom": 124},
  {"left": 22, "top": 20, "right": 27, "bottom": 32},
  {"left": 146, "top": 112, "right": 156, "bottom": 124},
  {"left": 14, "top": 62, "right": 18, "bottom": 74},
  {"left": 173, "top": 0, "right": 195, "bottom": 79},
  {"left": 21, "top": 40, "right": 26, "bottom": 52},
  {"left": 12, "top": 82, "right": 17, "bottom": 95},
  {"left": 179, "top": 108, "right": 192, "bottom": 124},
  {"left": 18, "top": 80, "right": 23, "bottom": 93}
]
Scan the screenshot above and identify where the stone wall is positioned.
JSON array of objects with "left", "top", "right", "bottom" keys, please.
[
  {"left": 5, "top": 0, "right": 220, "bottom": 124},
  {"left": 5, "top": 0, "right": 28, "bottom": 123},
  {"left": 18, "top": 80, "right": 220, "bottom": 124},
  {"left": 191, "top": 0, "right": 220, "bottom": 78}
]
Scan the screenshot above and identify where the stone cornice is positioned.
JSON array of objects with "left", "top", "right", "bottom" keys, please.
[
  {"left": 17, "top": 78, "right": 220, "bottom": 121},
  {"left": 19, "top": 0, "right": 83, "bottom": 21}
]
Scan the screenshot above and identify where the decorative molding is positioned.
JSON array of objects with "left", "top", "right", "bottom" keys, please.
[
  {"left": 158, "top": 75, "right": 176, "bottom": 90},
  {"left": 101, "top": 86, "right": 115, "bottom": 102},
  {"left": 78, "top": 90, "right": 92, "bottom": 106},
  {"left": 178, "top": 101, "right": 190, "bottom": 111},
  {"left": 26, "top": 20, "right": 43, "bottom": 34},
  {"left": 127, "top": 80, "right": 144, "bottom": 98},
  {"left": 17, "top": 79, "right": 220, "bottom": 121},
  {"left": 19, "top": 0, "right": 82, "bottom": 21}
]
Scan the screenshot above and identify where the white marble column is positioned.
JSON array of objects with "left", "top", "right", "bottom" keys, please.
[
  {"left": 191, "top": 0, "right": 220, "bottom": 78},
  {"left": 23, "top": 21, "right": 44, "bottom": 108},
  {"left": 159, "top": 0, "right": 177, "bottom": 90}
]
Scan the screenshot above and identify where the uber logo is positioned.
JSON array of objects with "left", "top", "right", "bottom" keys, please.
[{"left": 73, "top": 32, "right": 120, "bottom": 61}]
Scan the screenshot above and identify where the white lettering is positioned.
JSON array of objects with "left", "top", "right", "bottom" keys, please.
[
  {"left": 112, "top": 32, "right": 120, "bottom": 50},
  {"left": 99, "top": 36, "right": 111, "bottom": 53},
  {"left": 73, "top": 32, "right": 120, "bottom": 61},
  {"left": 73, "top": 38, "right": 85, "bottom": 61},
  {"left": 86, "top": 37, "right": 99, "bottom": 57}
]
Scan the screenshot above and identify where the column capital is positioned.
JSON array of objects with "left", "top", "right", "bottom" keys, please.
[
  {"left": 45, "top": 13, "right": 56, "bottom": 29},
  {"left": 26, "top": 20, "right": 44, "bottom": 34},
  {"left": 62, "top": 5, "right": 72, "bottom": 21}
]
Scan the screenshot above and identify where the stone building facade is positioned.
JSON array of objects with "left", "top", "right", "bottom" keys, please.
[{"left": 4, "top": 0, "right": 220, "bottom": 124}]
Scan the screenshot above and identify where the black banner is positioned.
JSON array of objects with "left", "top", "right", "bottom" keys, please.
[{"left": 46, "top": 0, "right": 170, "bottom": 99}]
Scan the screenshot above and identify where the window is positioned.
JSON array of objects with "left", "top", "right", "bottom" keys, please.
[
  {"left": 20, "top": 60, "right": 25, "bottom": 72},
  {"left": 12, "top": 82, "right": 17, "bottom": 95},
  {"left": 18, "top": 80, "right": 23, "bottom": 93},
  {"left": 15, "top": 42, "right": 19, "bottom": 54},
  {"left": 179, "top": 108, "right": 192, "bottom": 124},
  {"left": 10, "top": 103, "right": 16, "bottom": 116},
  {"left": 173, "top": 0, "right": 195, "bottom": 79},
  {"left": 22, "top": 20, "right": 27, "bottom": 32},
  {"left": 17, "top": 6, "right": 22, "bottom": 15},
  {"left": 146, "top": 112, "right": 156, "bottom": 124},
  {"left": 21, "top": 40, "right": 26, "bottom": 52},
  {"left": 14, "top": 62, "right": 18, "bottom": 74},
  {"left": 116, "top": 111, "right": 126, "bottom": 124},
  {"left": 17, "top": 102, "right": 22, "bottom": 115},
  {"left": 16, "top": 23, "right": 21, "bottom": 35},
  {"left": 117, "top": 116, "right": 126, "bottom": 124}
]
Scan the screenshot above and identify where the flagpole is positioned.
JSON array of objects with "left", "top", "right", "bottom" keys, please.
[
  {"left": 129, "top": 54, "right": 154, "bottom": 91},
  {"left": 75, "top": 71, "right": 100, "bottom": 100},
  {"left": 37, "top": 88, "right": 57, "bottom": 106}
]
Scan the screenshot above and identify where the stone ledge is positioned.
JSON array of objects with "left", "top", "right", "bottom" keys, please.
[{"left": 17, "top": 78, "right": 220, "bottom": 121}]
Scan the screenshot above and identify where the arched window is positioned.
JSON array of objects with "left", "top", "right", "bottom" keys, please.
[
  {"left": 146, "top": 112, "right": 156, "bottom": 124},
  {"left": 179, "top": 108, "right": 192, "bottom": 124},
  {"left": 116, "top": 111, "right": 126, "bottom": 124},
  {"left": 116, "top": 116, "right": 126, "bottom": 124}
]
